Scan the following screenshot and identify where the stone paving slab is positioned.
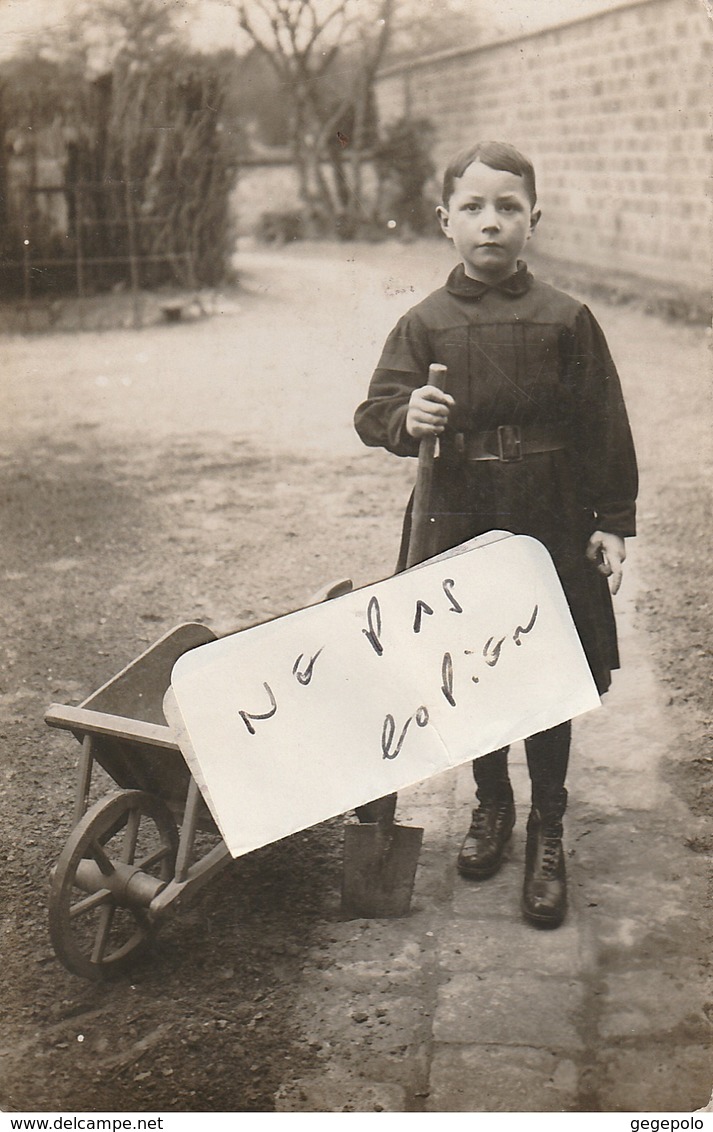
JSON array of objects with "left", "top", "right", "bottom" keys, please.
[
  {"left": 570, "top": 767, "right": 672, "bottom": 811},
  {"left": 571, "top": 821, "right": 709, "bottom": 933},
  {"left": 598, "top": 968, "right": 713, "bottom": 1041},
  {"left": 426, "top": 1044, "right": 579, "bottom": 1112},
  {"left": 570, "top": 818, "right": 688, "bottom": 870},
  {"left": 450, "top": 860, "right": 524, "bottom": 920},
  {"left": 434, "top": 917, "right": 589, "bottom": 976},
  {"left": 585, "top": 907, "right": 702, "bottom": 960},
  {"left": 590, "top": 1044, "right": 713, "bottom": 1112},
  {"left": 433, "top": 971, "right": 585, "bottom": 1049},
  {"left": 578, "top": 871, "right": 702, "bottom": 929}
]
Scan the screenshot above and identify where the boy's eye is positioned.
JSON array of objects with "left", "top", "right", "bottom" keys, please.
[{"left": 464, "top": 203, "right": 482, "bottom": 212}]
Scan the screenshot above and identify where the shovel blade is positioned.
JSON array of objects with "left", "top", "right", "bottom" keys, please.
[{"left": 342, "top": 823, "right": 424, "bottom": 918}]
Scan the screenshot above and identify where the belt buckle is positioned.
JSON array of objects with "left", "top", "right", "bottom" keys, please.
[{"left": 497, "top": 425, "right": 522, "bottom": 462}]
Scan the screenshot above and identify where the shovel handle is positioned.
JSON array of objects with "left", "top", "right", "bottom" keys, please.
[{"left": 406, "top": 363, "right": 448, "bottom": 568}]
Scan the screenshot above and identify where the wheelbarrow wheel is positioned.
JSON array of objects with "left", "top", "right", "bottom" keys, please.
[{"left": 49, "top": 789, "right": 179, "bottom": 980}]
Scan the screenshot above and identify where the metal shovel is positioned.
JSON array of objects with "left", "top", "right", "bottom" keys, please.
[
  {"left": 341, "top": 364, "right": 448, "bottom": 917},
  {"left": 342, "top": 792, "right": 423, "bottom": 917},
  {"left": 307, "top": 584, "right": 422, "bottom": 917}
]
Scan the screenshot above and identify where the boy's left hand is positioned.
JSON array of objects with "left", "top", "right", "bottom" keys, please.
[{"left": 586, "top": 531, "right": 626, "bottom": 595}]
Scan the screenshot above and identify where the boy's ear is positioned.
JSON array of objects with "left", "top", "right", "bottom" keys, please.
[
  {"left": 529, "top": 208, "right": 542, "bottom": 236},
  {"left": 436, "top": 204, "right": 452, "bottom": 239}
]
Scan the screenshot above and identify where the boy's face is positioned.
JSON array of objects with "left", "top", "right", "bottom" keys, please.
[{"left": 437, "top": 161, "right": 540, "bottom": 283}]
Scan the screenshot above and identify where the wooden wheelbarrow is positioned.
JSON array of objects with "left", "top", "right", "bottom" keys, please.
[
  {"left": 45, "top": 622, "right": 232, "bottom": 980},
  {"left": 43, "top": 589, "right": 426, "bottom": 978}
]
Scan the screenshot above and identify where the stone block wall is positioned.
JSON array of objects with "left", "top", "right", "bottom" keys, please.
[{"left": 376, "top": 0, "right": 711, "bottom": 291}]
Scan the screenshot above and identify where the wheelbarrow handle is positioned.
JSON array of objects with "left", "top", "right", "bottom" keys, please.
[{"left": 406, "top": 362, "right": 448, "bottom": 569}]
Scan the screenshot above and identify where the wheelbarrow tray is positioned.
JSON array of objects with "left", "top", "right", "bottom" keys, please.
[
  {"left": 44, "top": 623, "right": 237, "bottom": 980},
  {"left": 45, "top": 622, "right": 217, "bottom": 814}
]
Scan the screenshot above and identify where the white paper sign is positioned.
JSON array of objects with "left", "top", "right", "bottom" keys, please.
[{"left": 168, "top": 534, "right": 600, "bottom": 857}]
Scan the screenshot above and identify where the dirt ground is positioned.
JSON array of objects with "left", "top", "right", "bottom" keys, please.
[{"left": 0, "top": 239, "right": 710, "bottom": 1113}]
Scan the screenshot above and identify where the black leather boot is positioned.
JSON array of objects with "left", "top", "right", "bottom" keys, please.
[
  {"left": 522, "top": 789, "right": 567, "bottom": 927},
  {"left": 457, "top": 791, "right": 515, "bottom": 879}
]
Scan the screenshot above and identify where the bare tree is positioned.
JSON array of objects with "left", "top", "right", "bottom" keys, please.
[
  {"left": 386, "top": 0, "right": 480, "bottom": 64},
  {"left": 233, "top": 0, "right": 395, "bottom": 235}
]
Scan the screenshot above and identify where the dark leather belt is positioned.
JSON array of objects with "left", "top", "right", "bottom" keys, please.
[{"left": 454, "top": 424, "right": 567, "bottom": 463}]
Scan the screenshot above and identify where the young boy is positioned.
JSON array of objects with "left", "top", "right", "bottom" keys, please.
[{"left": 354, "top": 141, "right": 638, "bottom": 928}]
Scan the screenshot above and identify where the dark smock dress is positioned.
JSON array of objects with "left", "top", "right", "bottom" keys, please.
[{"left": 354, "top": 262, "right": 638, "bottom": 695}]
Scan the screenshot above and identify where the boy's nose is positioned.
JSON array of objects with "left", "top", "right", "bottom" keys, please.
[{"left": 481, "top": 208, "right": 500, "bottom": 231}]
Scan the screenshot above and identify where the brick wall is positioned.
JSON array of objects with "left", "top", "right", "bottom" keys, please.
[{"left": 376, "top": 0, "right": 711, "bottom": 291}]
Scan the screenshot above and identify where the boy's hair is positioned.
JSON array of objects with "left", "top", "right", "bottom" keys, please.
[{"left": 442, "top": 141, "right": 537, "bottom": 208}]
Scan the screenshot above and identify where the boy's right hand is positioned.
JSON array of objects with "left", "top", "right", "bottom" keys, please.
[{"left": 406, "top": 385, "right": 455, "bottom": 439}]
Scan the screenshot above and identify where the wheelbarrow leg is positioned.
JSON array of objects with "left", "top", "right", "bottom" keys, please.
[
  {"left": 175, "top": 777, "right": 203, "bottom": 884},
  {"left": 73, "top": 735, "right": 95, "bottom": 827}
]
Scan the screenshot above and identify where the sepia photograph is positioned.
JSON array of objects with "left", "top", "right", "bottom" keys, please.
[{"left": 0, "top": 0, "right": 711, "bottom": 1119}]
